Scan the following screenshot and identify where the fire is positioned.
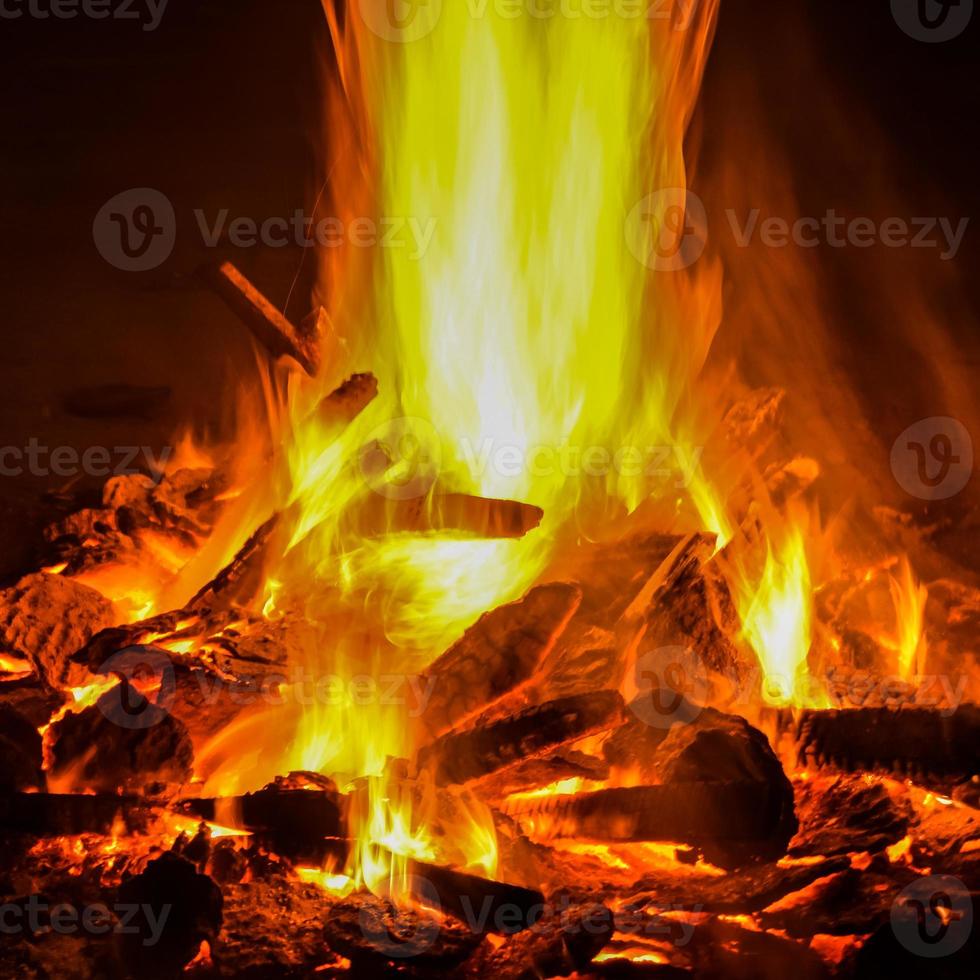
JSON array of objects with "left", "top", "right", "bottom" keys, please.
[
  {"left": 883, "top": 556, "right": 928, "bottom": 679},
  {"left": 733, "top": 519, "right": 815, "bottom": 706}
]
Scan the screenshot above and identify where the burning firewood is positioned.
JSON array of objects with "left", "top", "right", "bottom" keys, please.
[
  {"left": 794, "top": 703, "right": 980, "bottom": 788},
  {"left": 178, "top": 772, "right": 346, "bottom": 864},
  {"left": 47, "top": 682, "right": 195, "bottom": 795},
  {"left": 358, "top": 491, "right": 545, "bottom": 539},
  {"left": 200, "top": 261, "right": 322, "bottom": 375},
  {"left": 504, "top": 781, "right": 793, "bottom": 871},
  {"left": 406, "top": 859, "right": 546, "bottom": 935},
  {"left": 419, "top": 583, "right": 582, "bottom": 739},
  {"left": 417, "top": 691, "right": 624, "bottom": 786},
  {"left": 312, "top": 371, "right": 379, "bottom": 428},
  {"left": 0, "top": 791, "right": 154, "bottom": 836}
]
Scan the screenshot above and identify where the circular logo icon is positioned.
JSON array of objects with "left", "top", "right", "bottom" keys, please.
[
  {"left": 358, "top": 0, "right": 443, "bottom": 43},
  {"left": 93, "top": 188, "right": 176, "bottom": 272},
  {"left": 625, "top": 188, "right": 707, "bottom": 272},
  {"left": 892, "top": 0, "right": 973, "bottom": 42},
  {"left": 359, "top": 874, "right": 443, "bottom": 958},
  {"left": 358, "top": 416, "right": 442, "bottom": 500},
  {"left": 628, "top": 645, "right": 708, "bottom": 729},
  {"left": 96, "top": 646, "right": 176, "bottom": 730},
  {"left": 890, "top": 417, "right": 973, "bottom": 500},
  {"left": 892, "top": 875, "right": 973, "bottom": 957}
]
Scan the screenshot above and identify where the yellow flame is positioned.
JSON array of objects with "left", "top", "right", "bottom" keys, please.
[
  {"left": 883, "top": 556, "right": 928, "bottom": 679},
  {"left": 734, "top": 522, "right": 814, "bottom": 706}
]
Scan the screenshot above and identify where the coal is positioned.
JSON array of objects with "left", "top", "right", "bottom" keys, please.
[
  {"left": 323, "top": 893, "right": 485, "bottom": 972},
  {"left": 116, "top": 852, "right": 223, "bottom": 979},
  {"left": 419, "top": 582, "right": 582, "bottom": 738}
]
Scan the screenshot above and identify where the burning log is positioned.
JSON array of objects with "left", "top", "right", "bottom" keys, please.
[
  {"left": 200, "top": 261, "right": 321, "bottom": 375},
  {"left": 473, "top": 749, "right": 610, "bottom": 801},
  {"left": 188, "top": 512, "right": 281, "bottom": 613},
  {"left": 419, "top": 582, "right": 582, "bottom": 738},
  {"left": 0, "top": 572, "right": 115, "bottom": 688},
  {"left": 795, "top": 703, "right": 980, "bottom": 786},
  {"left": 179, "top": 773, "right": 345, "bottom": 863},
  {"left": 323, "top": 893, "right": 485, "bottom": 971},
  {"left": 504, "top": 782, "right": 793, "bottom": 870},
  {"left": 789, "top": 774, "right": 911, "bottom": 858},
  {"left": 619, "top": 533, "right": 749, "bottom": 685},
  {"left": 0, "top": 705, "right": 44, "bottom": 791},
  {"left": 418, "top": 691, "right": 624, "bottom": 786},
  {"left": 312, "top": 371, "right": 379, "bottom": 429},
  {"left": 0, "top": 791, "right": 153, "bottom": 836},
  {"left": 357, "top": 491, "right": 544, "bottom": 539},
  {"left": 47, "top": 682, "right": 194, "bottom": 795},
  {"left": 406, "top": 859, "right": 546, "bottom": 935},
  {"left": 116, "top": 852, "right": 223, "bottom": 979}
]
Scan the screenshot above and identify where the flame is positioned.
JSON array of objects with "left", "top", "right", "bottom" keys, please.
[
  {"left": 883, "top": 556, "right": 928, "bottom": 679},
  {"left": 730, "top": 518, "right": 816, "bottom": 706}
]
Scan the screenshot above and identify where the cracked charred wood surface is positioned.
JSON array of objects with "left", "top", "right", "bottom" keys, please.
[
  {"left": 418, "top": 691, "right": 624, "bottom": 786},
  {"left": 504, "top": 782, "right": 792, "bottom": 870},
  {"left": 419, "top": 582, "right": 582, "bottom": 739},
  {"left": 201, "top": 261, "right": 321, "bottom": 375},
  {"left": 795, "top": 703, "right": 980, "bottom": 786},
  {"left": 0, "top": 572, "right": 115, "bottom": 688}
]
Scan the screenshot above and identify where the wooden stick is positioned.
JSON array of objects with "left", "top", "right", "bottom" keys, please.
[{"left": 201, "top": 262, "right": 321, "bottom": 376}]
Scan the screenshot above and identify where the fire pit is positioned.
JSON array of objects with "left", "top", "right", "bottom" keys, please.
[{"left": 0, "top": 1, "right": 977, "bottom": 978}]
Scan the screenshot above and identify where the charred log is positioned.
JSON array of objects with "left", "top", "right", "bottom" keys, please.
[
  {"left": 407, "top": 859, "right": 545, "bottom": 935},
  {"left": 418, "top": 691, "right": 624, "bottom": 786},
  {"left": 419, "top": 582, "right": 582, "bottom": 738},
  {"left": 795, "top": 703, "right": 980, "bottom": 787},
  {"left": 0, "top": 791, "right": 153, "bottom": 836},
  {"left": 47, "top": 683, "right": 194, "bottom": 794},
  {"left": 313, "top": 372, "right": 379, "bottom": 429},
  {"left": 201, "top": 261, "right": 321, "bottom": 375},
  {"left": 504, "top": 781, "right": 794, "bottom": 870}
]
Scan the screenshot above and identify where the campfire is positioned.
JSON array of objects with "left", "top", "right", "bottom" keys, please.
[{"left": 1, "top": 1, "right": 977, "bottom": 977}]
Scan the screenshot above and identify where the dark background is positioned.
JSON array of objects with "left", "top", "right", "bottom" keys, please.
[{"left": 0, "top": 0, "right": 977, "bottom": 581}]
